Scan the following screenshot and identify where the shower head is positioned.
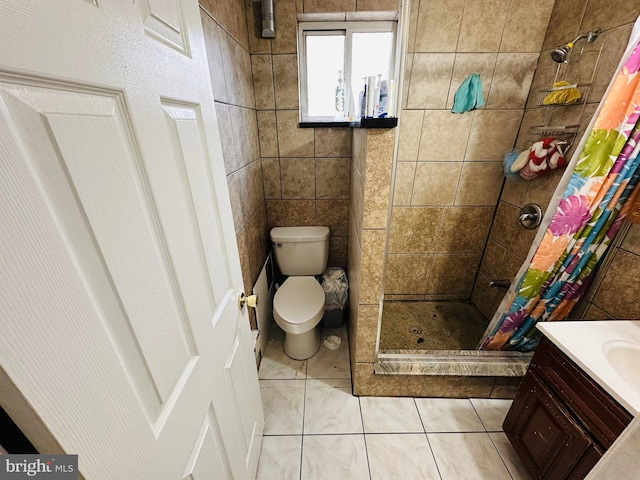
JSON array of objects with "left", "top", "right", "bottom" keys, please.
[
  {"left": 551, "top": 45, "right": 572, "bottom": 63},
  {"left": 551, "top": 28, "right": 601, "bottom": 63}
]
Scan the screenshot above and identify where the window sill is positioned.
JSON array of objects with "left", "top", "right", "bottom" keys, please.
[{"left": 299, "top": 117, "right": 398, "bottom": 129}]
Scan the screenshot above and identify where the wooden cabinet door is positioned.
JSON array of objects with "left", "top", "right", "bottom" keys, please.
[{"left": 504, "top": 373, "right": 595, "bottom": 480}]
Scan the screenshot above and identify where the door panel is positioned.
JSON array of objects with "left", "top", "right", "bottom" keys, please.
[
  {"left": 183, "top": 405, "right": 232, "bottom": 480},
  {"left": 161, "top": 102, "right": 231, "bottom": 303},
  {"left": 1, "top": 80, "right": 202, "bottom": 407},
  {"left": 139, "top": 0, "right": 191, "bottom": 55}
]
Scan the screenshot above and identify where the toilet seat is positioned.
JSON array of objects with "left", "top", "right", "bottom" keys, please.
[{"left": 273, "top": 276, "right": 325, "bottom": 334}]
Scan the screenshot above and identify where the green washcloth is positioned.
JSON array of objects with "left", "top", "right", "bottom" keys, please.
[{"left": 451, "top": 73, "right": 484, "bottom": 114}]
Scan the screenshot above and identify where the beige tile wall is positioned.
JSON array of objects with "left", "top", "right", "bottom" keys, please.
[
  {"left": 472, "top": 0, "right": 640, "bottom": 320},
  {"left": 202, "top": 0, "right": 396, "bottom": 325},
  {"left": 385, "top": 0, "right": 553, "bottom": 301},
  {"left": 245, "top": 0, "right": 406, "bottom": 269},
  {"left": 348, "top": 128, "right": 396, "bottom": 384},
  {"left": 200, "top": 1, "right": 267, "bottom": 329}
]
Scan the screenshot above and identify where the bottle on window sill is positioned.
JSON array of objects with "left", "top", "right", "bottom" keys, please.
[{"left": 334, "top": 70, "right": 346, "bottom": 121}]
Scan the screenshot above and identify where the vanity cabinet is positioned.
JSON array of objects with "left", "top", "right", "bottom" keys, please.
[{"left": 503, "top": 336, "right": 632, "bottom": 480}]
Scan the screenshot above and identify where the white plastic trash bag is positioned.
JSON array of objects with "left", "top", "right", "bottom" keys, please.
[
  {"left": 321, "top": 267, "right": 348, "bottom": 310},
  {"left": 323, "top": 335, "right": 342, "bottom": 350}
]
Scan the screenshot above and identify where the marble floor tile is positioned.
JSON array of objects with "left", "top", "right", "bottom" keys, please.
[
  {"left": 470, "top": 398, "right": 513, "bottom": 432},
  {"left": 304, "top": 381, "right": 363, "bottom": 434},
  {"left": 307, "top": 378, "right": 352, "bottom": 388},
  {"left": 259, "top": 341, "right": 307, "bottom": 380},
  {"left": 306, "top": 377, "right": 352, "bottom": 388},
  {"left": 256, "top": 435, "right": 302, "bottom": 480},
  {"left": 256, "top": 319, "right": 531, "bottom": 480},
  {"left": 365, "top": 433, "right": 440, "bottom": 480},
  {"left": 301, "top": 434, "right": 370, "bottom": 480},
  {"left": 360, "top": 397, "right": 424, "bottom": 433},
  {"left": 260, "top": 380, "right": 305, "bottom": 435},
  {"left": 415, "top": 398, "right": 485, "bottom": 433},
  {"left": 307, "top": 338, "right": 350, "bottom": 379},
  {"left": 489, "top": 432, "right": 531, "bottom": 480},
  {"left": 428, "top": 432, "right": 512, "bottom": 480}
]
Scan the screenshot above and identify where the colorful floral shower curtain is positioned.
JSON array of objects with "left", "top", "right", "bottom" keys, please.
[{"left": 480, "top": 29, "right": 640, "bottom": 352}]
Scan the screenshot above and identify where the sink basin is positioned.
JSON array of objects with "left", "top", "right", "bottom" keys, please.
[{"left": 603, "top": 340, "right": 640, "bottom": 392}]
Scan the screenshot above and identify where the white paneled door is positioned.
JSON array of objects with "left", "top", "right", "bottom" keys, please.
[{"left": 0, "top": 1, "right": 263, "bottom": 478}]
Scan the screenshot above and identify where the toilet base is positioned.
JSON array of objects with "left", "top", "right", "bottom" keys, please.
[{"left": 283, "top": 326, "right": 320, "bottom": 360}]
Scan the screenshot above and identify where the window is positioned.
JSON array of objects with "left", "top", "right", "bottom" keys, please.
[{"left": 298, "top": 21, "right": 397, "bottom": 123}]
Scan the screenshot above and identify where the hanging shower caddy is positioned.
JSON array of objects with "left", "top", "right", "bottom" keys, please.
[{"left": 529, "top": 35, "right": 604, "bottom": 150}]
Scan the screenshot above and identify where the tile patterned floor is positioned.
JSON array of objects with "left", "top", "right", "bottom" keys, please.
[{"left": 257, "top": 325, "right": 530, "bottom": 480}]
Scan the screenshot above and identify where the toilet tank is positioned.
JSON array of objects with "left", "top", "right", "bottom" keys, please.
[{"left": 271, "top": 226, "right": 329, "bottom": 275}]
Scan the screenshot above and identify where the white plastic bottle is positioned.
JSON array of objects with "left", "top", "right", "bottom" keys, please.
[
  {"left": 373, "top": 74, "right": 382, "bottom": 117},
  {"left": 387, "top": 80, "right": 396, "bottom": 117},
  {"left": 334, "top": 70, "right": 346, "bottom": 121},
  {"left": 366, "top": 75, "right": 376, "bottom": 118},
  {"left": 377, "top": 79, "right": 388, "bottom": 117},
  {"left": 358, "top": 78, "right": 367, "bottom": 121}
]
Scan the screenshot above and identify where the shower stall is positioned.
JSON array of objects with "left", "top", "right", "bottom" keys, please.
[{"left": 346, "top": 0, "right": 638, "bottom": 397}]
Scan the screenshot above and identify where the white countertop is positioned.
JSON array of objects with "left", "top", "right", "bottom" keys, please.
[{"left": 537, "top": 320, "right": 640, "bottom": 416}]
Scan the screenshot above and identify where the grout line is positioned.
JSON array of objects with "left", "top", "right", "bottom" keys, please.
[
  {"left": 412, "top": 397, "right": 427, "bottom": 434},
  {"left": 300, "top": 432, "right": 367, "bottom": 436},
  {"left": 469, "top": 399, "right": 490, "bottom": 433},
  {"left": 419, "top": 398, "right": 444, "bottom": 480},
  {"left": 360, "top": 430, "right": 481, "bottom": 435},
  {"left": 298, "top": 436, "right": 303, "bottom": 480},
  {"left": 487, "top": 432, "right": 517, "bottom": 480},
  {"left": 496, "top": 0, "right": 514, "bottom": 56},
  {"left": 424, "top": 434, "right": 444, "bottom": 480},
  {"left": 469, "top": 399, "right": 488, "bottom": 433},
  {"left": 362, "top": 432, "right": 372, "bottom": 480},
  {"left": 299, "top": 362, "right": 307, "bottom": 480},
  {"left": 357, "top": 396, "right": 373, "bottom": 480}
]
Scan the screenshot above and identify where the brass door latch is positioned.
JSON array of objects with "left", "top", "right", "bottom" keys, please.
[{"left": 238, "top": 292, "right": 258, "bottom": 310}]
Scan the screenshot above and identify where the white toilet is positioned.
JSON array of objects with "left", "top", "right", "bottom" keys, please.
[{"left": 271, "top": 226, "right": 330, "bottom": 360}]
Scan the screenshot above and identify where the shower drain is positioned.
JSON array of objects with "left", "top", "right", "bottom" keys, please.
[{"left": 410, "top": 326, "right": 423, "bottom": 335}]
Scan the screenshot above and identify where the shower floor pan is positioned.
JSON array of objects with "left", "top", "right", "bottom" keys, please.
[{"left": 377, "top": 301, "right": 531, "bottom": 377}]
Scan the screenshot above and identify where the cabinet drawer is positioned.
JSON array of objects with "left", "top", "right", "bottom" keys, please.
[{"left": 530, "top": 337, "right": 632, "bottom": 449}]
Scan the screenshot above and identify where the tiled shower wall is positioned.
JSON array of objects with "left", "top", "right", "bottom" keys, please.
[
  {"left": 384, "top": 0, "right": 555, "bottom": 301},
  {"left": 472, "top": 0, "right": 640, "bottom": 320},
  {"left": 348, "top": 128, "right": 396, "bottom": 392}
]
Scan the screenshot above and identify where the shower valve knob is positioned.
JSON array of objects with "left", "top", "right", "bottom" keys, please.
[{"left": 516, "top": 203, "right": 543, "bottom": 230}]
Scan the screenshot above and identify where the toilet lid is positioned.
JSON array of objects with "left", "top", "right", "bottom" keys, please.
[{"left": 274, "top": 277, "right": 325, "bottom": 325}]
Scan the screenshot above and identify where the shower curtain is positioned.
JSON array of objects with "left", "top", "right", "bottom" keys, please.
[{"left": 480, "top": 20, "right": 640, "bottom": 352}]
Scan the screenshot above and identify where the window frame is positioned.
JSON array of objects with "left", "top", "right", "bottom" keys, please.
[{"left": 298, "top": 21, "right": 398, "bottom": 123}]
